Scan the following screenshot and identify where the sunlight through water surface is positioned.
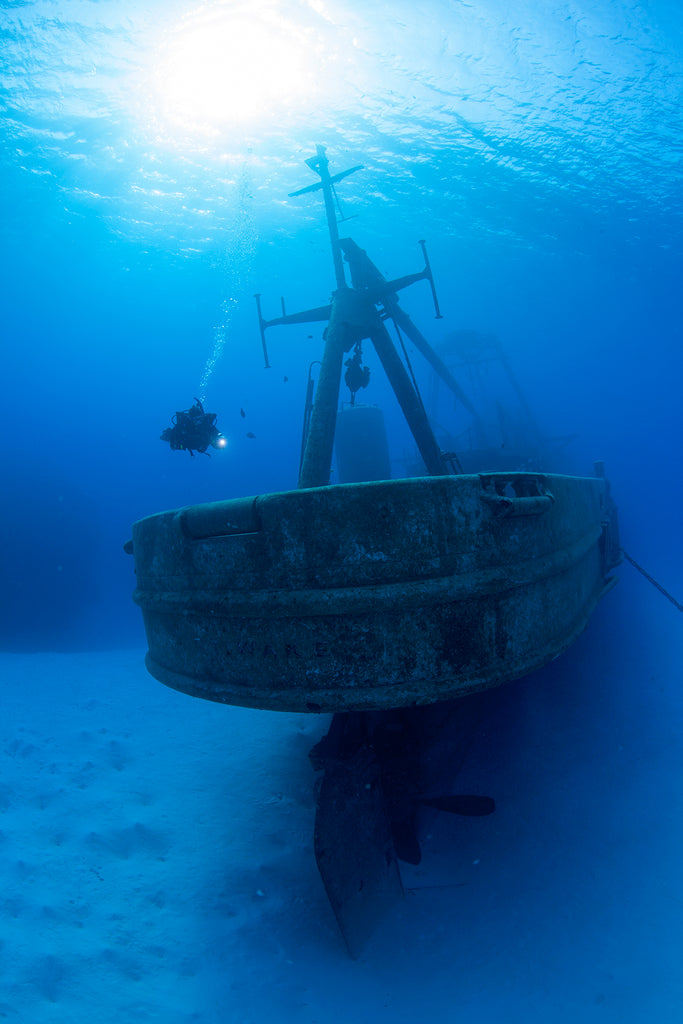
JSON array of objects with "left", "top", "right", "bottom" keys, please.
[{"left": 148, "top": 1, "right": 332, "bottom": 135}]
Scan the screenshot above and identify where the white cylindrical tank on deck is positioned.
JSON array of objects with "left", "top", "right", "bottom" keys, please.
[{"left": 335, "top": 404, "right": 391, "bottom": 483}]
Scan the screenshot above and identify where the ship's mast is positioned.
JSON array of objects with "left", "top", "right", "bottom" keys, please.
[
  {"left": 305, "top": 145, "right": 348, "bottom": 288},
  {"left": 293, "top": 145, "right": 350, "bottom": 289},
  {"left": 257, "top": 148, "right": 469, "bottom": 487}
]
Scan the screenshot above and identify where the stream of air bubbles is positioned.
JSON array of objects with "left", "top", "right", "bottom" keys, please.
[{"left": 197, "top": 164, "right": 256, "bottom": 403}]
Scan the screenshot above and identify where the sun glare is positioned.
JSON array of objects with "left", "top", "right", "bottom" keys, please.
[{"left": 152, "top": 5, "right": 320, "bottom": 133}]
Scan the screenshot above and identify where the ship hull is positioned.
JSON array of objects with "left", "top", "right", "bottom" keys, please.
[{"left": 130, "top": 472, "right": 619, "bottom": 713}]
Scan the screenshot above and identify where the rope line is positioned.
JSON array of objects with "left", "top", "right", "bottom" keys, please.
[
  {"left": 393, "top": 319, "right": 424, "bottom": 408},
  {"left": 622, "top": 550, "right": 683, "bottom": 613}
]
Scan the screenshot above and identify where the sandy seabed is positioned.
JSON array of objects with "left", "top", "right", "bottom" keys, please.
[{"left": 1, "top": 589, "right": 682, "bottom": 1023}]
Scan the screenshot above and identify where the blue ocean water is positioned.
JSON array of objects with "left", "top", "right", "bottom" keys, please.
[{"left": 2, "top": 0, "right": 681, "bottom": 650}]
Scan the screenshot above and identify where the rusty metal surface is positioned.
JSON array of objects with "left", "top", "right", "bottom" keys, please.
[{"left": 130, "top": 472, "right": 618, "bottom": 713}]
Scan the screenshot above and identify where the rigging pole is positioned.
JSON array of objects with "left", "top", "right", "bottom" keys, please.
[{"left": 260, "top": 148, "right": 456, "bottom": 487}]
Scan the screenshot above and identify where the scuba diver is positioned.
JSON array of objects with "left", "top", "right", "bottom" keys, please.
[{"left": 160, "top": 398, "right": 226, "bottom": 456}]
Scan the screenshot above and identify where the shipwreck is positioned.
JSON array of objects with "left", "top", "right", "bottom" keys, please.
[{"left": 126, "top": 148, "right": 621, "bottom": 956}]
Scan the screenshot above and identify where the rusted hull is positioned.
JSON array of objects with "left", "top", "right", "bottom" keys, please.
[{"left": 130, "top": 472, "right": 619, "bottom": 713}]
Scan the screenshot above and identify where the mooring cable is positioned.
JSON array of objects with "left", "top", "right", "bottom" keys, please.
[{"left": 622, "top": 550, "right": 683, "bottom": 614}]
